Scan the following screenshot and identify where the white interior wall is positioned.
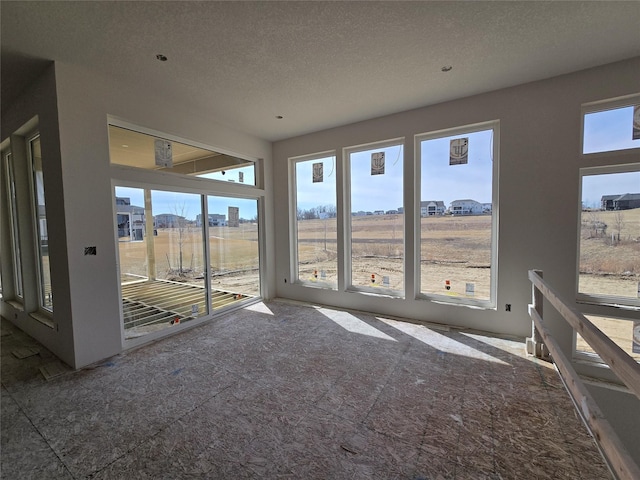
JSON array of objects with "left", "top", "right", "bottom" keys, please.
[{"left": 273, "top": 58, "right": 640, "bottom": 359}]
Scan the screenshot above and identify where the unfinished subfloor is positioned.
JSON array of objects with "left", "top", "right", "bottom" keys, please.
[{"left": 1, "top": 300, "right": 610, "bottom": 479}]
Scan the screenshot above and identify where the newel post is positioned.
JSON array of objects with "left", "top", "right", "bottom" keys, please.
[{"left": 527, "top": 269, "right": 550, "bottom": 360}]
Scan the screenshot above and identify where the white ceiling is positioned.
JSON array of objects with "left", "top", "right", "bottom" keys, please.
[{"left": 2, "top": 1, "right": 639, "bottom": 142}]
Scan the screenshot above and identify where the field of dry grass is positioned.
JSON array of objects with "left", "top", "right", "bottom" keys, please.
[
  {"left": 118, "top": 223, "right": 260, "bottom": 296},
  {"left": 579, "top": 207, "right": 640, "bottom": 298}
]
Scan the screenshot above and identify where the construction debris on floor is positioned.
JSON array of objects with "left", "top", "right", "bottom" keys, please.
[{"left": 1, "top": 301, "right": 610, "bottom": 479}]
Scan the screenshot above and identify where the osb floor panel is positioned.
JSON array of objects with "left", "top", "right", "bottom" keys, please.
[{"left": 1, "top": 301, "right": 610, "bottom": 479}]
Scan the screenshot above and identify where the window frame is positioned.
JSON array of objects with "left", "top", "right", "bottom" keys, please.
[
  {"left": 414, "top": 120, "right": 500, "bottom": 309},
  {"left": 344, "top": 137, "right": 405, "bottom": 297},
  {"left": 580, "top": 93, "right": 640, "bottom": 158},
  {"left": 27, "top": 132, "right": 54, "bottom": 313},
  {"left": 108, "top": 122, "right": 262, "bottom": 189},
  {"left": 109, "top": 120, "right": 266, "bottom": 348},
  {"left": 3, "top": 147, "right": 25, "bottom": 301},
  {"left": 288, "top": 150, "right": 338, "bottom": 290},
  {"left": 576, "top": 163, "right": 640, "bottom": 309}
]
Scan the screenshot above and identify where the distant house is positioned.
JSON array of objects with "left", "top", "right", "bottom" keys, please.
[
  {"left": 196, "top": 213, "right": 226, "bottom": 227},
  {"left": 482, "top": 203, "right": 492, "bottom": 213},
  {"left": 450, "top": 199, "right": 483, "bottom": 215},
  {"left": 374, "top": 210, "right": 385, "bottom": 215},
  {"left": 420, "top": 200, "right": 446, "bottom": 217},
  {"left": 601, "top": 193, "right": 640, "bottom": 211},
  {"left": 155, "top": 213, "right": 187, "bottom": 228},
  {"left": 115, "top": 196, "right": 145, "bottom": 240}
]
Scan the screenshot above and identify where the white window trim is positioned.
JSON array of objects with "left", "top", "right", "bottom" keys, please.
[
  {"left": 288, "top": 150, "right": 338, "bottom": 289},
  {"left": 343, "top": 137, "right": 405, "bottom": 297},
  {"left": 414, "top": 120, "right": 500, "bottom": 309}
]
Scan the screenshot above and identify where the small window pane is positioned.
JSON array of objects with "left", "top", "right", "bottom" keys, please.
[
  {"left": 579, "top": 170, "right": 640, "bottom": 301},
  {"left": 30, "top": 137, "right": 53, "bottom": 311},
  {"left": 293, "top": 155, "right": 337, "bottom": 288},
  {"left": 583, "top": 105, "right": 640, "bottom": 154},
  {"left": 349, "top": 143, "right": 404, "bottom": 293}
]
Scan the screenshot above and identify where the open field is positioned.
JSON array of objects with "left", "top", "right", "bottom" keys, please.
[{"left": 579, "top": 207, "right": 640, "bottom": 298}]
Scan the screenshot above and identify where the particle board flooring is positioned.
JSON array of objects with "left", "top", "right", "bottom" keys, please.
[{"left": 1, "top": 301, "right": 611, "bottom": 479}]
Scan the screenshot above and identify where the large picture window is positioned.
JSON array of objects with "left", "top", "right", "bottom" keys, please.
[
  {"left": 578, "top": 166, "right": 640, "bottom": 305},
  {"left": 291, "top": 153, "right": 337, "bottom": 288},
  {"left": 29, "top": 135, "right": 53, "bottom": 312},
  {"left": 417, "top": 122, "right": 498, "bottom": 306},
  {"left": 346, "top": 140, "right": 404, "bottom": 294}
]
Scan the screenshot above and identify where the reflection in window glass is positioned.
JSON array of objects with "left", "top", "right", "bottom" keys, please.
[
  {"left": 207, "top": 196, "right": 260, "bottom": 305},
  {"left": 116, "top": 186, "right": 207, "bottom": 339},
  {"left": 5, "top": 151, "right": 24, "bottom": 299},
  {"left": 349, "top": 143, "right": 403, "bottom": 293},
  {"left": 583, "top": 105, "right": 640, "bottom": 154},
  {"left": 109, "top": 125, "right": 256, "bottom": 186},
  {"left": 576, "top": 315, "right": 640, "bottom": 363},
  {"left": 30, "top": 137, "right": 53, "bottom": 311},
  {"left": 293, "top": 155, "right": 337, "bottom": 288},
  {"left": 419, "top": 126, "right": 496, "bottom": 302},
  {"left": 579, "top": 170, "right": 640, "bottom": 301},
  {"left": 198, "top": 165, "right": 255, "bottom": 185}
]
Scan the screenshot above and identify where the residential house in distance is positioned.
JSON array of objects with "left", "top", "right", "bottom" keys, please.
[
  {"left": 601, "top": 193, "right": 640, "bottom": 210},
  {"left": 450, "top": 199, "right": 483, "bottom": 215},
  {"left": 196, "top": 213, "right": 227, "bottom": 227},
  {"left": 155, "top": 213, "right": 187, "bottom": 228},
  {"left": 420, "top": 200, "right": 446, "bottom": 216},
  {"left": 115, "top": 197, "right": 145, "bottom": 241}
]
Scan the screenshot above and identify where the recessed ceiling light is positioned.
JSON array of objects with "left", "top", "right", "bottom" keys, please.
[
  {"left": 121, "top": 144, "right": 129, "bottom": 148},
  {"left": 441, "top": 65, "right": 453, "bottom": 72},
  {"left": 156, "top": 54, "right": 168, "bottom": 62},
  {"left": 276, "top": 115, "right": 284, "bottom": 119}
]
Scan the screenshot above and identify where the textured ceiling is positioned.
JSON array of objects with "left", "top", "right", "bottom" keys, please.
[{"left": 2, "top": 1, "right": 640, "bottom": 141}]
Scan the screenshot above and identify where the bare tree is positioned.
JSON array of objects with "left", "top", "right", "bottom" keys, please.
[
  {"left": 613, "top": 210, "right": 625, "bottom": 244},
  {"left": 171, "top": 202, "right": 191, "bottom": 276}
]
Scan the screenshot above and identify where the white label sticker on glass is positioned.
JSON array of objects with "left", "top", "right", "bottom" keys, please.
[
  {"left": 450, "top": 138, "right": 468, "bottom": 165},
  {"left": 228, "top": 206, "right": 240, "bottom": 228},
  {"left": 154, "top": 139, "right": 173, "bottom": 167},
  {"left": 313, "top": 162, "right": 324, "bottom": 183},
  {"left": 465, "top": 283, "right": 475, "bottom": 296},
  {"left": 371, "top": 152, "right": 385, "bottom": 175}
]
